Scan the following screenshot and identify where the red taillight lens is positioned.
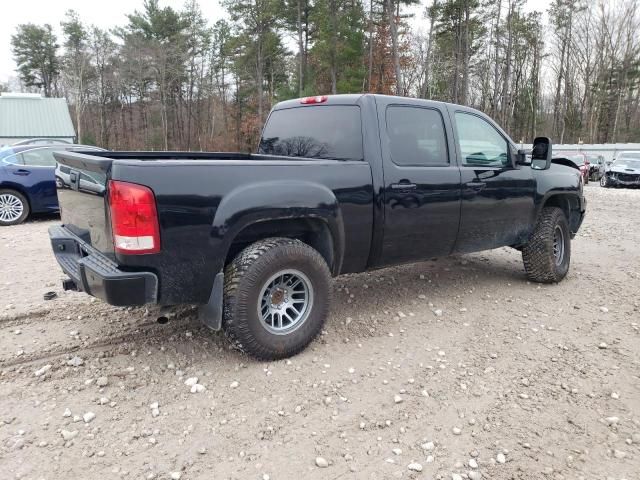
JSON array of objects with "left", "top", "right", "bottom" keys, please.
[
  {"left": 300, "top": 95, "right": 328, "bottom": 104},
  {"left": 108, "top": 180, "right": 160, "bottom": 254}
]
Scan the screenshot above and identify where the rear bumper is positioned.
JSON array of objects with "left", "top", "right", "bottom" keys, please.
[{"left": 49, "top": 225, "right": 158, "bottom": 306}]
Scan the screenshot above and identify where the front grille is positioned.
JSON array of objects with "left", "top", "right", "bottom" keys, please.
[{"left": 613, "top": 173, "right": 640, "bottom": 182}]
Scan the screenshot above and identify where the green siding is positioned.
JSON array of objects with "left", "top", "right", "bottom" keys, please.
[{"left": 0, "top": 96, "right": 76, "bottom": 139}]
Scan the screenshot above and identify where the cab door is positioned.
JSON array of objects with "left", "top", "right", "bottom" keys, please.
[
  {"left": 449, "top": 108, "right": 536, "bottom": 253},
  {"left": 377, "top": 98, "right": 461, "bottom": 266}
]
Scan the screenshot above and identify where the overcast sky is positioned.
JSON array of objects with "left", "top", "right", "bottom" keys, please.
[{"left": 0, "top": 0, "right": 553, "bottom": 85}]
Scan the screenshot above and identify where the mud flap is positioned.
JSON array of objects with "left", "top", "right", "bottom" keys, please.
[{"left": 198, "top": 272, "right": 224, "bottom": 331}]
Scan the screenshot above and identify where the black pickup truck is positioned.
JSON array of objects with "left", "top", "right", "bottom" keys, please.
[{"left": 50, "top": 94, "right": 586, "bottom": 359}]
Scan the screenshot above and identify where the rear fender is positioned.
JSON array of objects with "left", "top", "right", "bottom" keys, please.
[{"left": 211, "top": 180, "right": 345, "bottom": 273}]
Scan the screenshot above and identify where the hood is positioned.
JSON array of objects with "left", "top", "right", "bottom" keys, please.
[{"left": 610, "top": 165, "right": 640, "bottom": 174}]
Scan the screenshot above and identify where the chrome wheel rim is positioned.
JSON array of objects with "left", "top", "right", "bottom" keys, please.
[
  {"left": 553, "top": 225, "right": 565, "bottom": 266},
  {"left": 258, "top": 269, "right": 313, "bottom": 335},
  {"left": 0, "top": 193, "right": 24, "bottom": 223}
]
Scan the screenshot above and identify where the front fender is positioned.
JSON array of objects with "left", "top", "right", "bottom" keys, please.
[{"left": 211, "top": 180, "right": 345, "bottom": 271}]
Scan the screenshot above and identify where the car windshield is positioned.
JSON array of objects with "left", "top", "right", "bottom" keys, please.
[
  {"left": 613, "top": 158, "right": 640, "bottom": 169},
  {"left": 587, "top": 155, "right": 601, "bottom": 164}
]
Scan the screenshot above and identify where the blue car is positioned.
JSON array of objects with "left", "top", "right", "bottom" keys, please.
[{"left": 0, "top": 144, "right": 104, "bottom": 225}]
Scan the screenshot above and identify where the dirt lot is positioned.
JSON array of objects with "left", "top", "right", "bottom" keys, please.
[{"left": 1, "top": 184, "right": 639, "bottom": 480}]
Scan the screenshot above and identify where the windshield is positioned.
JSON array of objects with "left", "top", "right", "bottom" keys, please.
[
  {"left": 613, "top": 158, "right": 640, "bottom": 169},
  {"left": 587, "top": 155, "right": 601, "bottom": 164},
  {"left": 259, "top": 106, "right": 363, "bottom": 161}
]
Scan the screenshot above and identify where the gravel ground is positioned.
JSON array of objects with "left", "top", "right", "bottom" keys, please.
[{"left": 0, "top": 184, "right": 639, "bottom": 480}]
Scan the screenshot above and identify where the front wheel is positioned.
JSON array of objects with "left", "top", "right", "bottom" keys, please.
[
  {"left": 522, "top": 207, "right": 571, "bottom": 283},
  {"left": 600, "top": 175, "right": 609, "bottom": 188},
  {"left": 0, "top": 190, "right": 29, "bottom": 226},
  {"left": 223, "top": 237, "right": 331, "bottom": 360}
]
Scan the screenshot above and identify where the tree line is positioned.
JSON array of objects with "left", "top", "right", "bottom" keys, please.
[{"left": 7, "top": 0, "right": 640, "bottom": 151}]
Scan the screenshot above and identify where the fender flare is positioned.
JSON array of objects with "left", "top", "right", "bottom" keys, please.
[{"left": 211, "top": 180, "right": 345, "bottom": 273}]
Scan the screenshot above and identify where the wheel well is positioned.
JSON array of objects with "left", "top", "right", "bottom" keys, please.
[
  {"left": 226, "top": 218, "right": 336, "bottom": 274},
  {"left": 543, "top": 194, "right": 581, "bottom": 233}
]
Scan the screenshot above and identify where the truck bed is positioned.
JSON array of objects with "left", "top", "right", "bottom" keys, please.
[{"left": 53, "top": 150, "right": 375, "bottom": 305}]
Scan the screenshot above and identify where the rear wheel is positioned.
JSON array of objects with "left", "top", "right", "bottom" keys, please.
[
  {"left": 0, "top": 190, "right": 29, "bottom": 226},
  {"left": 223, "top": 237, "right": 331, "bottom": 360},
  {"left": 522, "top": 207, "right": 571, "bottom": 283}
]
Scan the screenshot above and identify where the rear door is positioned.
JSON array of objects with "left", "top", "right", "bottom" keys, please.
[
  {"left": 450, "top": 108, "right": 536, "bottom": 253},
  {"left": 377, "top": 97, "right": 461, "bottom": 266}
]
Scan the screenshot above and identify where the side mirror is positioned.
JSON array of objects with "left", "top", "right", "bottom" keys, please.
[
  {"left": 531, "top": 136, "right": 552, "bottom": 170},
  {"left": 606, "top": 160, "right": 613, "bottom": 166}
]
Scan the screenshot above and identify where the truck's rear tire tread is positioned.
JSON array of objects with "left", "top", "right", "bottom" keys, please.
[
  {"left": 223, "top": 237, "right": 331, "bottom": 360},
  {"left": 522, "top": 207, "right": 571, "bottom": 283}
]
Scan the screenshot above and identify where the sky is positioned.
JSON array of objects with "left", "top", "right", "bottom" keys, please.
[{"left": 0, "top": 0, "right": 554, "bottom": 85}]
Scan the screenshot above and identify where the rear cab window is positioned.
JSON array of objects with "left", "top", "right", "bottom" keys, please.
[{"left": 259, "top": 106, "right": 363, "bottom": 161}]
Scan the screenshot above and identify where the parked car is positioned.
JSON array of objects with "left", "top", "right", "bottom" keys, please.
[
  {"left": 556, "top": 152, "right": 590, "bottom": 184},
  {"left": 600, "top": 151, "right": 640, "bottom": 188},
  {"left": 587, "top": 154, "right": 606, "bottom": 181},
  {"left": 0, "top": 144, "right": 105, "bottom": 226},
  {"left": 49, "top": 94, "right": 586, "bottom": 360},
  {"left": 12, "top": 138, "right": 72, "bottom": 146}
]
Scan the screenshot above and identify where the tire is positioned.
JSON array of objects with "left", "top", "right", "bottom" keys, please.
[
  {"left": 223, "top": 237, "right": 331, "bottom": 360},
  {"left": 522, "top": 207, "right": 571, "bottom": 283},
  {"left": 584, "top": 173, "right": 589, "bottom": 185},
  {"left": 600, "top": 175, "right": 609, "bottom": 188},
  {"left": 0, "top": 189, "right": 29, "bottom": 226}
]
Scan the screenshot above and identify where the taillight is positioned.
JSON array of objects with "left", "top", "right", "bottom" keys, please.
[
  {"left": 300, "top": 95, "right": 328, "bottom": 104},
  {"left": 108, "top": 180, "right": 160, "bottom": 254}
]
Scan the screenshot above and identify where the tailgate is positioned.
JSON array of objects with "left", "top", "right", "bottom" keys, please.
[{"left": 54, "top": 151, "right": 114, "bottom": 255}]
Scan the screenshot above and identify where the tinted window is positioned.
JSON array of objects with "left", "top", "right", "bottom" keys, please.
[
  {"left": 455, "top": 113, "right": 509, "bottom": 167},
  {"left": 386, "top": 106, "right": 448, "bottom": 166},
  {"left": 259, "top": 106, "right": 363, "bottom": 161}
]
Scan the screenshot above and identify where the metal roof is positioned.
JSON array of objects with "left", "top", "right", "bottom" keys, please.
[{"left": 0, "top": 94, "right": 75, "bottom": 139}]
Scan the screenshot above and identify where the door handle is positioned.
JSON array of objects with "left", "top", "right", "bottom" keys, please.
[
  {"left": 465, "top": 180, "right": 486, "bottom": 191},
  {"left": 390, "top": 182, "right": 417, "bottom": 190},
  {"left": 13, "top": 169, "right": 31, "bottom": 176}
]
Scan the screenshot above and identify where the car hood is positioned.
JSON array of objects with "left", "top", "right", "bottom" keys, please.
[{"left": 610, "top": 165, "right": 640, "bottom": 174}]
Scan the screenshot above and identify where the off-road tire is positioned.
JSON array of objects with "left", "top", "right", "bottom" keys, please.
[
  {"left": 522, "top": 207, "right": 571, "bottom": 283},
  {"left": 223, "top": 237, "right": 331, "bottom": 360},
  {"left": 0, "top": 189, "right": 29, "bottom": 226}
]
